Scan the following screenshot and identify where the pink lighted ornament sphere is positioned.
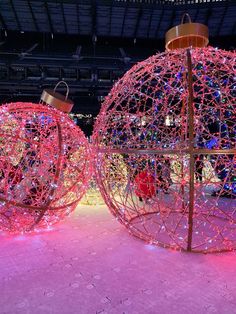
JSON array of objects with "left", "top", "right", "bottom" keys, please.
[
  {"left": 0, "top": 102, "right": 92, "bottom": 233},
  {"left": 93, "top": 47, "right": 236, "bottom": 253}
]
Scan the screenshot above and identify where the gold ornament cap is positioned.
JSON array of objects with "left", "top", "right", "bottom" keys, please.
[
  {"left": 165, "top": 13, "right": 209, "bottom": 51},
  {"left": 40, "top": 81, "right": 74, "bottom": 113}
]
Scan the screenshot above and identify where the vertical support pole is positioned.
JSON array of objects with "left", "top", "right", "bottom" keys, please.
[
  {"left": 180, "top": 99, "right": 186, "bottom": 211},
  {"left": 186, "top": 49, "right": 195, "bottom": 251}
]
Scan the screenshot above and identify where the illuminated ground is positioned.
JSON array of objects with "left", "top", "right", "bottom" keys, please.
[{"left": 1, "top": 204, "right": 236, "bottom": 314}]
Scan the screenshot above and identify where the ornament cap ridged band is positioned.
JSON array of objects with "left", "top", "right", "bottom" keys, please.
[
  {"left": 40, "top": 81, "right": 74, "bottom": 113},
  {"left": 165, "top": 13, "right": 209, "bottom": 51}
]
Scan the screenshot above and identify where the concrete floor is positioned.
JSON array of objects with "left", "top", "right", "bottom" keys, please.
[{"left": 1, "top": 205, "right": 236, "bottom": 314}]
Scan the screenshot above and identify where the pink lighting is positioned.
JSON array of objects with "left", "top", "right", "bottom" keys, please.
[
  {"left": 0, "top": 102, "right": 92, "bottom": 233},
  {"left": 93, "top": 47, "right": 236, "bottom": 253}
]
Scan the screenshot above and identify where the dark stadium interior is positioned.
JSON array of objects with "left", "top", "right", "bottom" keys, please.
[{"left": 0, "top": 0, "right": 235, "bottom": 134}]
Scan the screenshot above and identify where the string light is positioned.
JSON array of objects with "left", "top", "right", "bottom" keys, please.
[{"left": 69, "top": 113, "right": 93, "bottom": 119}]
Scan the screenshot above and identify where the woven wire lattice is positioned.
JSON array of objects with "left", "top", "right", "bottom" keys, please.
[
  {"left": 93, "top": 47, "right": 236, "bottom": 253},
  {"left": 0, "top": 102, "right": 92, "bottom": 233}
]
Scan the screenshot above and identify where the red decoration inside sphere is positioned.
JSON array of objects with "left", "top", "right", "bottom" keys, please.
[
  {"left": 134, "top": 170, "right": 155, "bottom": 199},
  {"left": 93, "top": 47, "right": 236, "bottom": 253},
  {"left": 0, "top": 102, "right": 92, "bottom": 233}
]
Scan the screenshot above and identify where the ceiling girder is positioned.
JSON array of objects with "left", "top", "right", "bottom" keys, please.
[
  {"left": 44, "top": 1, "right": 54, "bottom": 34},
  {"left": 9, "top": 0, "right": 21, "bottom": 31},
  {"left": 27, "top": 0, "right": 39, "bottom": 32}
]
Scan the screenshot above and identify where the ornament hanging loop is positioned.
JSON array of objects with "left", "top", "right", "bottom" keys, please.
[
  {"left": 181, "top": 13, "right": 192, "bottom": 25},
  {"left": 53, "top": 80, "right": 69, "bottom": 101}
]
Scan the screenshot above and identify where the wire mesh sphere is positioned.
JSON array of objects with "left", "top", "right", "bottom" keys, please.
[
  {"left": 0, "top": 102, "right": 92, "bottom": 233},
  {"left": 93, "top": 47, "right": 236, "bottom": 253}
]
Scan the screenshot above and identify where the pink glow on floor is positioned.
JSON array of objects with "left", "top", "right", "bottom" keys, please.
[{"left": 1, "top": 205, "right": 236, "bottom": 314}]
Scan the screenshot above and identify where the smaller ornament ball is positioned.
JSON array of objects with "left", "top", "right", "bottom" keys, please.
[{"left": 0, "top": 102, "right": 92, "bottom": 233}]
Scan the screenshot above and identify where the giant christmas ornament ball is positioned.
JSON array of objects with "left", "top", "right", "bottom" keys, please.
[
  {"left": 93, "top": 47, "right": 236, "bottom": 253},
  {"left": 0, "top": 102, "right": 92, "bottom": 233}
]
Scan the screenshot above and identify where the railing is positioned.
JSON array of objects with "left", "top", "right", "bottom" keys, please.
[{"left": 114, "top": 0, "right": 229, "bottom": 5}]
